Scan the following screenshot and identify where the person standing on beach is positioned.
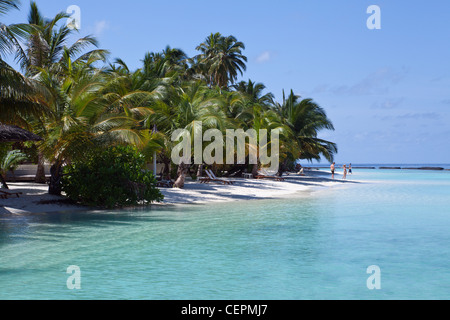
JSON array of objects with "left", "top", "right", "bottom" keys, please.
[
  {"left": 343, "top": 164, "right": 347, "bottom": 180},
  {"left": 349, "top": 163, "right": 352, "bottom": 174},
  {"left": 330, "top": 162, "right": 335, "bottom": 179}
]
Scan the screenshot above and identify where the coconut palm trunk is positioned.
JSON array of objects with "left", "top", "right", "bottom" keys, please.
[
  {"left": 34, "top": 151, "right": 46, "bottom": 183},
  {"left": 173, "top": 162, "right": 187, "bottom": 188},
  {"left": 196, "top": 164, "right": 203, "bottom": 178},
  {"left": 0, "top": 173, "right": 8, "bottom": 189},
  {"left": 48, "top": 160, "right": 63, "bottom": 195},
  {"left": 251, "top": 163, "right": 259, "bottom": 178},
  {"left": 159, "top": 151, "right": 171, "bottom": 180},
  {"left": 277, "top": 158, "right": 288, "bottom": 177}
]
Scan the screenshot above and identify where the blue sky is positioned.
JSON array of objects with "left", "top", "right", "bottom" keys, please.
[{"left": 3, "top": 0, "right": 450, "bottom": 164}]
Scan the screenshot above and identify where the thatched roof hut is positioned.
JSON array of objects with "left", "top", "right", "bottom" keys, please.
[{"left": 0, "top": 124, "right": 42, "bottom": 142}]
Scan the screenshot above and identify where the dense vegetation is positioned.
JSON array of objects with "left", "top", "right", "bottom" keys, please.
[
  {"left": 62, "top": 146, "right": 163, "bottom": 208},
  {"left": 0, "top": 0, "right": 337, "bottom": 202}
]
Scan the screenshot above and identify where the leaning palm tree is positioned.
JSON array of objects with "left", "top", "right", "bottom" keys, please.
[
  {"left": 195, "top": 33, "right": 247, "bottom": 88},
  {"left": 229, "top": 89, "right": 296, "bottom": 177},
  {"left": 274, "top": 90, "right": 337, "bottom": 163}
]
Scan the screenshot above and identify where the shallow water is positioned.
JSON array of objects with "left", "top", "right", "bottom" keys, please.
[{"left": 0, "top": 169, "right": 449, "bottom": 299}]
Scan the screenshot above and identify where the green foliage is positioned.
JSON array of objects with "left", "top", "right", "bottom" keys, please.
[
  {"left": 0, "top": 143, "right": 11, "bottom": 160},
  {"left": 62, "top": 145, "right": 164, "bottom": 208},
  {"left": 2, "top": 0, "right": 338, "bottom": 183},
  {"left": 0, "top": 149, "right": 28, "bottom": 175}
]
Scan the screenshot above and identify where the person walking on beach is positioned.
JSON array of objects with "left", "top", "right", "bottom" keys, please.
[
  {"left": 343, "top": 164, "right": 347, "bottom": 180},
  {"left": 330, "top": 162, "right": 335, "bottom": 179}
]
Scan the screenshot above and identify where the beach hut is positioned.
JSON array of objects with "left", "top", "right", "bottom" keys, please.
[
  {"left": 0, "top": 124, "right": 43, "bottom": 143},
  {"left": 0, "top": 124, "right": 43, "bottom": 189}
]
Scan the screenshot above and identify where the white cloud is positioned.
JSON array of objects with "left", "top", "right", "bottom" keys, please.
[
  {"left": 94, "top": 20, "right": 109, "bottom": 36},
  {"left": 256, "top": 51, "right": 271, "bottom": 63}
]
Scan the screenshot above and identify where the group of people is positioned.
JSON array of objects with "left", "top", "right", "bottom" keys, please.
[{"left": 330, "top": 162, "right": 352, "bottom": 180}]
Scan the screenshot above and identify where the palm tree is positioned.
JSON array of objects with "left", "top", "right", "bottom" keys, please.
[
  {"left": 145, "top": 80, "right": 230, "bottom": 180},
  {"left": 101, "top": 58, "right": 166, "bottom": 150},
  {"left": 0, "top": 149, "right": 27, "bottom": 182},
  {"left": 22, "top": 1, "right": 103, "bottom": 76},
  {"left": 18, "top": 1, "right": 108, "bottom": 185},
  {"left": 0, "top": 0, "right": 28, "bottom": 60},
  {"left": 195, "top": 33, "right": 247, "bottom": 88},
  {"left": 34, "top": 53, "right": 154, "bottom": 194},
  {"left": 0, "top": 59, "right": 49, "bottom": 125},
  {"left": 233, "top": 79, "right": 274, "bottom": 106},
  {"left": 141, "top": 46, "right": 188, "bottom": 83},
  {"left": 214, "top": 84, "right": 295, "bottom": 177},
  {"left": 274, "top": 90, "right": 337, "bottom": 164},
  {"left": 0, "top": 0, "right": 47, "bottom": 125}
]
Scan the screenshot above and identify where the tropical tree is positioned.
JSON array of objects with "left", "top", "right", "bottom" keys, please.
[
  {"left": 0, "top": 0, "right": 47, "bottom": 125},
  {"left": 2, "top": 2, "right": 339, "bottom": 196},
  {"left": 36, "top": 52, "right": 167, "bottom": 195},
  {"left": 274, "top": 90, "right": 337, "bottom": 165},
  {"left": 232, "top": 79, "right": 274, "bottom": 106},
  {"left": 0, "top": 149, "right": 27, "bottom": 183},
  {"left": 145, "top": 80, "right": 231, "bottom": 180},
  {"left": 0, "top": 0, "right": 28, "bottom": 60},
  {"left": 22, "top": 1, "right": 104, "bottom": 76},
  {"left": 0, "top": 59, "right": 48, "bottom": 125},
  {"left": 195, "top": 32, "right": 247, "bottom": 88},
  {"left": 17, "top": 1, "right": 108, "bottom": 185},
  {"left": 101, "top": 58, "right": 167, "bottom": 159},
  {"left": 142, "top": 46, "right": 188, "bottom": 81},
  {"left": 213, "top": 83, "right": 295, "bottom": 177}
]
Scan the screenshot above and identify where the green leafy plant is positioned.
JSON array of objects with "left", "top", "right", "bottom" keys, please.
[
  {"left": 0, "top": 149, "right": 28, "bottom": 176},
  {"left": 62, "top": 145, "right": 164, "bottom": 208}
]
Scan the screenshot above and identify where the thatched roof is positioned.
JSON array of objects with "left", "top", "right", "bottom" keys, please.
[{"left": 0, "top": 124, "right": 43, "bottom": 142}]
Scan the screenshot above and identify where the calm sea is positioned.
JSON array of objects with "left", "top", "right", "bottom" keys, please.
[{"left": 0, "top": 167, "right": 449, "bottom": 299}]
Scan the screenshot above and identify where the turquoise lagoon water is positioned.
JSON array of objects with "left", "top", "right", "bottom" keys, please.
[{"left": 0, "top": 168, "right": 449, "bottom": 299}]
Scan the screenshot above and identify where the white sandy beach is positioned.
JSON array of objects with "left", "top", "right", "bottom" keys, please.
[{"left": 0, "top": 170, "right": 348, "bottom": 215}]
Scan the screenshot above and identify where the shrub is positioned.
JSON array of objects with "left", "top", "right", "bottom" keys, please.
[
  {"left": 0, "top": 150, "right": 28, "bottom": 176},
  {"left": 62, "top": 145, "right": 164, "bottom": 208}
]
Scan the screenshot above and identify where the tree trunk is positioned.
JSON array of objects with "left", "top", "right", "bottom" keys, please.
[
  {"left": 173, "top": 162, "right": 187, "bottom": 189},
  {"left": 48, "top": 161, "right": 63, "bottom": 195},
  {"left": 159, "top": 151, "right": 171, "bottom": 180},
  {"left": 163, "top": 159, "right": 171, "bottom": 180},
  {"left": 35, "top": 152, "right": 46, "bottom": 184},
  {"left": 0, "top": 173, "right": 9, "bottom": 189},
  {"left": 196, "top": 164, "right": 203, "bottom": 178},
  {"left": 277, "top": 159, "right": 287, "bottom": 177},
  {"left": 252, "top": 163, "right": 259, "bottom": 178}
]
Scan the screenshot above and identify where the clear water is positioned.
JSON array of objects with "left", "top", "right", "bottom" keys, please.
[{"left": 0, "top": 169, "right": 449, "bottom": 300}]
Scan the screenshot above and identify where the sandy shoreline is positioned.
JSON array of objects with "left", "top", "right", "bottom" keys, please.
[{"left": 0, "top": 170, "right": 351, "bottom": 215}]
